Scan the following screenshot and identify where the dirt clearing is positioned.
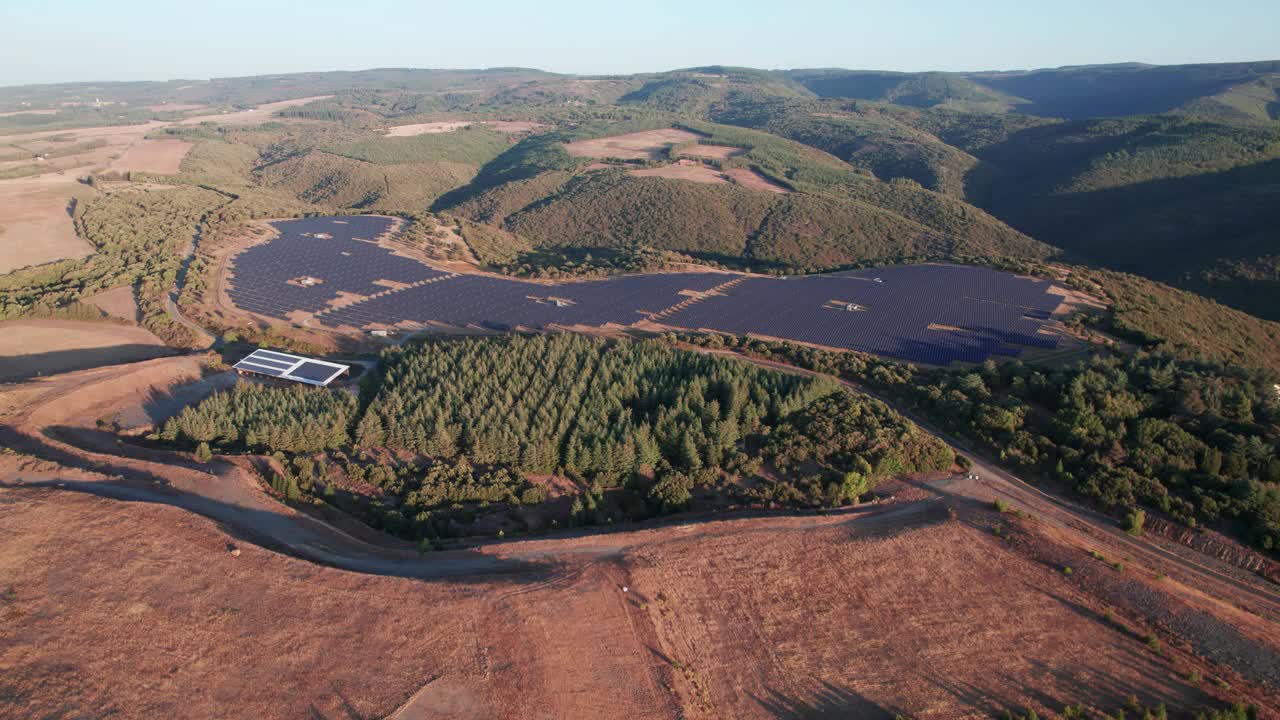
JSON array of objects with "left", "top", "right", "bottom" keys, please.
[
  {"left": 385, "top": 121, "right": 473, "bottom": 136},
  {"left": 0, "top": 173, "right": 96, "bottom": 272},
  {"left": 179, "top": 96, "right": 333, "bottom": 126},
  {"left": 109, "top": 138, "right": 192, "bottom": 174},
  {"left": 565, "top": 128, "right": 702, "bottom": 160},
  {"left": 725, "top": 167, "right": 790, "bottom": 193},
  {"left": 83, "top": 286, "right": 140, "bottom": 323},
  {"left": 628, "top": 164, "right": 730, "bottom": 185},
  {"left": 0, "top": 319, "right": 172, "bottom": 382}
]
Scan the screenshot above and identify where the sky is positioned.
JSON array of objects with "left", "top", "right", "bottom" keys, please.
[{"left": 2, "top": 0, "right": 1277, "bottom": 87}]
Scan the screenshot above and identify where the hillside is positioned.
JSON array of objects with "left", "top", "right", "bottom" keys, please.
[
  {"left": 785, "top": 61, "right": 1280, "bottom": 123},
  {"left": 436, "top": 118, "right": 1052, "bottom": 270}
]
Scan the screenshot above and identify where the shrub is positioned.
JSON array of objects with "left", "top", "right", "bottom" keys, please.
[{"left": 1125, "top": 508, "right": 1146, "bottom": 537}]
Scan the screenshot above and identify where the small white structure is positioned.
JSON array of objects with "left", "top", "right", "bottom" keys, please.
[
  {"left": 369, "top": 329, "right": 390, "bottom": 338},
  {"left": 232, "top": 348, "right": 349, "bottom": 387}
]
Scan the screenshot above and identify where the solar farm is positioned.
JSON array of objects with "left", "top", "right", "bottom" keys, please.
[{"left": 226, "top": 216, "right": 1066, "bottom": 366}]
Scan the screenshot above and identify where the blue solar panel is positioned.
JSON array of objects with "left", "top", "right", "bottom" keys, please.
[{"left": 228, "top": 216, "right": 1064, "bottom": 366}]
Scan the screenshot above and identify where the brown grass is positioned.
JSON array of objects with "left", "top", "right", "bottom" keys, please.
[
  {"left": 724, "top": 168, "right": 790, "bottom": 194},
  {"left": 384, "top": 121, "right": 473, "bottom": 137},
  {"left": 179, "top": 96, "right": 333, "bottom": 126},
  {"left": 565, "top": 129, "right": 702, "bottom": 161},
  {"left": 83, "top": 286, "right": 140, "bottom": 323},
  {"left": 0, "top": 319, "right": 171, "bottom": 382},
  {"left": 0, "top": 174, "right": 97, "bottom": 273},
  {"left": 110, "top": 138, "right": 192, "bottom": 174},
  {"left": 627, "top": 164, "right": 730, "bottom": 185}
]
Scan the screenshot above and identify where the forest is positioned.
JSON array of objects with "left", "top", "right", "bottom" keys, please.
[
  {"left": 160, "top": 335, "right": 956, "bottom": 539},
  {"left": 678, "top": 332, "right": 1280, "bottom": 554}
]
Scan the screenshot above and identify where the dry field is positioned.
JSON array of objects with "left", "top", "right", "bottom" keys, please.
[
  {"left": 385, "top": 120, "right": 546, "bottom": 137},
  {"left": 565, "top": 128, "right": 703, "bottom": 161},
  {"left": 109, "top": 138, "right": 192, "bottom": 174},
  {"left": 628, "top": 164, "right": 730, "bottom": 185},
  {"left": 0, "top": 319, "right": 172, "bottom": 382},
  {"left": 0, "top": 172, "right": 97, "bottom": 272},
  {"left": 0, "top": 120, "right": 177, "bottom": 271},
  {"left": 725, "top": 167, "right": 790, "bottom": 194},
  {"left": 0, "top": 480, "right": 1264, "bottom": 720},
  {"left": 179, "top": 95, "right": 333, "bottom": 126},
  {"left": 625, "top": 163, "right": 791, "bottom": 194},
  {"left": 83, "top": 285, "right": 140, "bottom": 323},
  {"left": 384, "top": 121, "right": 473, "bottom": 136},
  {"left": 680, "top": 144, "right": 744, "bottom": 160}
]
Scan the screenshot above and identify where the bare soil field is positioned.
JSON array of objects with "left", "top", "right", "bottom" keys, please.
[
  {"left": 0, "top": 173, "right": 96, "bottom": 273},
  {"left": 109, "top": 138, "right": 192, "bottom": 174},
  {"left": 84, "top": 285, "right": 140, "bottom": 323},
  {"left": 0, "top": 120, "right": 186, "bottom": 271},
  {"left": 680, "top": 144, "right": 744, "bottom": 160},
  {"left": 385, "top": 121, "right": 473, "bottom": 136},
  {"left": 724, "top": 167, "right": 790, "bottom": 194},
  {"left": 0, "top": 319, "right": 172, "bottom": 382},
  {"left": 179, "top": 96, "right": 333, "bottom": 126},
  {"left": 627, "top": 164, "right": 730, "bottom": 185},
  {"left": 565, "top": 128, "right": 702, "bottom": 161}
]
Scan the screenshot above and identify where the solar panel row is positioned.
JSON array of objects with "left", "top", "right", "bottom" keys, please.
[{"left": 228, "top": 216, "right": 1064, "bottom": 366}]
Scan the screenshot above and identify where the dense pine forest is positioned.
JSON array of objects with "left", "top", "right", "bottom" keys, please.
[{"left": 160, "top": 335, "right": 956, "bottom": 539}]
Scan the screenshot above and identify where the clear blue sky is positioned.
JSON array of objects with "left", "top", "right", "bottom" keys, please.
[{"left": 2, "top": 0, "right": 1276, "bottom": 87}]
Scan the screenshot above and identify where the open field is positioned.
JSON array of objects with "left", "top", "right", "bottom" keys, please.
[
  {"left": 179, "top": 95, "right": 333, "bottom": 126},
  {"left": 627, "top": 163, "right": 730, "bottom": 185},
  {"left": 384, "top": 120, "right": 472, "bottom": 136},
  {"left": 83, "top": 285, "right": 140, "bottom": 323},
  {"left": 0, "top": 319, "right": 172, "bottom": 382},
  {"left": 724, "top": 167, "right": 790, "bottom": 193},
  {"left": 625, "top": 163, "right": 790, "bottom": 194},
  {"left": 109, "top": 138, "right": 192, "bottom": 174},
  {"left": 0, "top": 173, "right": 96, "bottom": 273},
  {"left": 565, "top": 128, "right": 702, "bottom": 160}
]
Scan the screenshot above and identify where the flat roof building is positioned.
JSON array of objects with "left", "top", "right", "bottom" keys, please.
[{"left": 232, "top": 348, "right": 350, "bottom": 387}]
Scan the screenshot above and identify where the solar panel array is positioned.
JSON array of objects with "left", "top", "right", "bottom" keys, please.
[
  {"left": 232, "top": 348, "right": 350, "bottom": 386},
  {"left": 315, "top": 272, "right": 728, "bottom": 330},
  {"left": 227, "top": 216, "right": 446, "bottom": 318},
  {"left": 227, "top": 215, "right": 1065, "bottom": 366}
]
